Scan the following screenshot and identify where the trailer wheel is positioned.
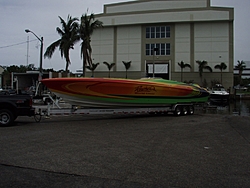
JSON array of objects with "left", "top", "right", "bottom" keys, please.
[
  {"left": 188, "top": 105, "right": 194, "bottom": 115},
  {"left": 34, "top": 113, "right": 42, "bottom": 122},
  {"left": 182, "top": 106, "right": 189, "bottom": 115},
  {"left": 44, "top": 98, "right": 53, "bottom": 105},
  {"left": 0, "top": 109, "right": 14, "bottom": 126},
  {"left": 174, "top": 105, "right": 182, "bottom": 116}
]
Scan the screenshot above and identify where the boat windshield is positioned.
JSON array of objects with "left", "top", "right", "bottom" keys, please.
[{"left": 213, "top": 88, "right": 225, "bottom": 91}]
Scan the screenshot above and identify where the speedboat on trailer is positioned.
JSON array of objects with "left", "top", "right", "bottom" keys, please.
[{"left": 41, "top": 77, "right": 210, "bottom": 108}]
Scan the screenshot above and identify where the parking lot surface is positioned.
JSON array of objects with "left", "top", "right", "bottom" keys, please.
[{"left": 0, "top": 113, "right": 250, "bottom": 187}]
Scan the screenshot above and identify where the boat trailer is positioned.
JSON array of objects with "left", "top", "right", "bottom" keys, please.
[{"left": 33, "top": 102, "right": 198, "bottom": 123}]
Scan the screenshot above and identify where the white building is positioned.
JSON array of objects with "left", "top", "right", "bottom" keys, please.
[{"left": 89, "top": 0, "right": 234, "bottom": 89}]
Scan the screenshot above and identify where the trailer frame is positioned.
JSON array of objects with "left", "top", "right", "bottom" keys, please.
[{"left": 33, "top": 101, "right": 204, "bottom": 123}]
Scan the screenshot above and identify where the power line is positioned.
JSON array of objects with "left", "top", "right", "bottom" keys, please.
[{"left": 0, "top": 39, "right": 37, "bottom": 49}]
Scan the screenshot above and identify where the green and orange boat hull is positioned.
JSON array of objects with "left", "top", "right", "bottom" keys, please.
[{"left": 41, "top": 77, "right": 209, "bottom": 108}]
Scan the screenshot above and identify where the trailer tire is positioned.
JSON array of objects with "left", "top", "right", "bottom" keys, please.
[
  {"left": 44, "top": 98, "right": 53, "bottom": 105},
  {"left": 34, "top": 113, "right": 42, "bottom": 122},
  {"left": 174, "top": 105, "right": 182, "bottom": 116},
  {"left": 188, "top": 105, "right": 194, "bottom": 115},
  {"left": 181, "top": 106, "right": 189, "bottom": 115},
  {"left": 0, "top": 109, "right": 14, "bottom": 126}
]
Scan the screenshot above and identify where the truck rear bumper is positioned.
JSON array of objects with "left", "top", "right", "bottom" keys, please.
[{"left": 18, "top": 107, "right": 35, "bottom": 117}]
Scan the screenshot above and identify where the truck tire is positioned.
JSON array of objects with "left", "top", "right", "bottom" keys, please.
[{"left": 0, "top": 109, "right": 14, "bottom": 126}]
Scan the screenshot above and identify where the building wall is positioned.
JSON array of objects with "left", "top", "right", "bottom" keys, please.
[
  {"left": 91, "top": 0, "right": 234, "bottom": 89},
  {"left": 194, "top": 22, "right": 229, "bottom": 71},
  {"left": 105, "top": 0, "right": 208, "bottom": 14},
  {"left": 99, "top": 10, "right": 231, "bottom": 27},
  {"left": 91, "top": 27, "right": 114, "bottom": 72},
  {"left": 175, "top": 23, "right": 191, "bottom": 72},
  {"left": 116, "top": 26, "right": 142, "bottom": 71}
]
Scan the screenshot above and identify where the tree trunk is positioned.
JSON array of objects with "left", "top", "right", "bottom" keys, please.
[
  {"left": 82, "top": 58, "right": 86, "bottom": 77},
  {"left": 221, "top": 71, "right": 223, "bottom": 84}
]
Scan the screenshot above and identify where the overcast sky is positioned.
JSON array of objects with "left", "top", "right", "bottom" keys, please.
[{"left": 0, "top": 0, "right": 249, "bottom": 72}]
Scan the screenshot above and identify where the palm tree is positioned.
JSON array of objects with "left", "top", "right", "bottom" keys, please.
[
  {"left": 196, "top": 60, "right": 213, "bottom": 86},
  {"left": 79, "top": 13, "right": 103, "bottom": 77},
  {"left": 214, "top": 62, "right": 227, "bottom": 84},
  {"left": 122, "top": 61, "right": 132, "bottom": 79},
  {"left": 235, "top": 60, "right": 246, "bottom": 85},
  {"left": 103, "top": 62, "right": 115, "bottom": 78},
  {"left": 44, "top": 15, "right": 79, "bottom": 72},
  {"left": 177, "top": 61, "right": 192, "bottom": 82},
  {"left": 86, "top": 63, "right": 100, "bottom": 77}
]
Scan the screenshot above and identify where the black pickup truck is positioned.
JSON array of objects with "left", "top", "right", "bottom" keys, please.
[{"left": 0, "top": 92, "right": 35, "bottom": 126}]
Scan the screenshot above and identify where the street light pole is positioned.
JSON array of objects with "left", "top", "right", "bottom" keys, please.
[{"left": 25, "top": 29, "right": 43, "bottom": 80}]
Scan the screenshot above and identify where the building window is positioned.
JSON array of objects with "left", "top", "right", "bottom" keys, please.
[
  {"left": 146, "top": 27, "right": 150, "bottom": 38},
  {"left": 165, "top": 43, "right": 170, "bottom": 55},
  {"left": 146, "top": 26, "right": 170, "bottom": 38},
  {"left": 146, "top": 43, "right": 170, "bottom": 56},
  {"left": 156, "top": 27, "right": 160, "bottom": 38},
  {"left": 151, "top": 27, "right": 155, "bottom": 38}
]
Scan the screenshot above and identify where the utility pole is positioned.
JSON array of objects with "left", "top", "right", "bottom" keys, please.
[{"left": 26, "top": 36, "right": 29, "bottom": 66}]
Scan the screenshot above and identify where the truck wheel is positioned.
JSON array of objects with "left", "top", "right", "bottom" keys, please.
[
  {"left": 0, "top": 109, "right": 14, "bottom": 126},
  {"left": 174, "top": 105, "right": 182, "bottom": 116}
]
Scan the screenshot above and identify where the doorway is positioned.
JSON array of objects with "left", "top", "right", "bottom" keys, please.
[{"left": 146, "top": 62, "right": 169, "bottom": 79}]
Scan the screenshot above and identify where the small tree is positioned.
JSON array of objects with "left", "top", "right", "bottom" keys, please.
[
  {"left": 86, "top": 62, "right": 100, "bottom": 77},
  {"left": 196, "top": 60, "right": 212, "bottom": 86},
  {"left": 103, "top": 62, "right": 115, "bottom": 78},
  {"left": 122, "top": 61, "right": 132, "bottom": 79},
  {"left": 235, "top": 60, "right": 246, "bottom": 85},
  {"left": 177, "top": 61, "right": 192, "bottom": 82},
  {"left": 214, "top": 62, "right": 227, "bottom": 85}
]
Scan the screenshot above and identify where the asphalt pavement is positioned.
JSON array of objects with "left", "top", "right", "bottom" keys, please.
[{"left": 0, "top": 113, "right": 250, "bottom": 187}]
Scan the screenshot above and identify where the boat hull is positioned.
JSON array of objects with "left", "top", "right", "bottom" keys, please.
[
  {"left": 209, "top": 93, "right": 229, "bottom": 104},
  {"left": 41, "top": 78, "right": 209, "bottom": 108},
  {"left": 208, "top": 84, "right": 230, "bottom": 105}
]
